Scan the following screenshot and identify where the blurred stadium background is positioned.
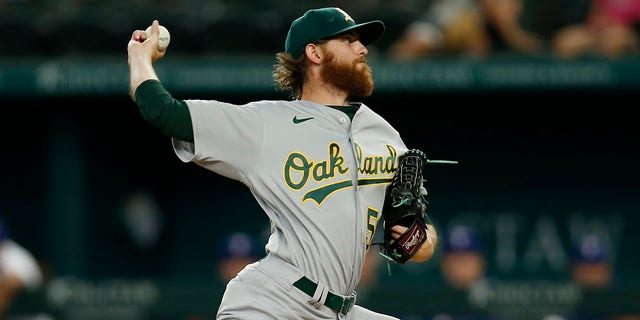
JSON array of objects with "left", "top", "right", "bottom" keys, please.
[{"left": 1, "top": 0, "right": 639, "bottom": 319}]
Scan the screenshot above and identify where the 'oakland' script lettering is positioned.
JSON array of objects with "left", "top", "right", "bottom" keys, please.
[{"left": 284, "top": 143, "right": 348, "bottom": 190}]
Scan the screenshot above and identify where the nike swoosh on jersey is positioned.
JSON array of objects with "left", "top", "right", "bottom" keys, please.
[{"left": 293, "top": 116, "right": 314, "bottom": 124}]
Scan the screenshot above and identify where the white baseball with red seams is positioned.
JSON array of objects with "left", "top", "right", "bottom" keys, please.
[{"left": 145, "top": 25, "right": 170, "bottom": 51}]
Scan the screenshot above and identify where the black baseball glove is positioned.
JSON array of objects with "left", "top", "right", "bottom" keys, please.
[{"left": 378, "top": 149, "right": 430, "bottom": 265}]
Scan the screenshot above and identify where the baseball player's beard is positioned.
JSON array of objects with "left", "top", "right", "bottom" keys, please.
[{"left": 321, "top": 52, "right": 374, "bottom": 98}]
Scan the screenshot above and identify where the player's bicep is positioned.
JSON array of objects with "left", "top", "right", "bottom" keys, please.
[{"left": 135, "top": 79, "right": 194, "bottom": 142}]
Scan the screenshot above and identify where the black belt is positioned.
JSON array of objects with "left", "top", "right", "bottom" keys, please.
[{"left": 293, "top": 276, "right": 355, "bottom": 315}]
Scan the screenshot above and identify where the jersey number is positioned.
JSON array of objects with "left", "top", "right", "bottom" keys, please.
[{"left": 365, "top": 207, "right": 379, "bottom": 250}]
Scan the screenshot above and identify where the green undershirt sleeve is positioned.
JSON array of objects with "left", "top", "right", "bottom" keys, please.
[{"left": 134, "top": 79, "right": 194, "bottom": 143}]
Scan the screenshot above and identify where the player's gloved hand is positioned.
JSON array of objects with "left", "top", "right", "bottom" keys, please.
[{"left": 377, "top": 149, "right": 430, "bottom": 265}]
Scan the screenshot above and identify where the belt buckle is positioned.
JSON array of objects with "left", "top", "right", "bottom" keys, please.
[{"left": 338, "top": 294, "right": 355, "bottom": 315}]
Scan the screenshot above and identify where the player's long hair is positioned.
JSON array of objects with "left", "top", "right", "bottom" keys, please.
[{"left": 273, "top": 52, "right": 307, "bottom": 100}]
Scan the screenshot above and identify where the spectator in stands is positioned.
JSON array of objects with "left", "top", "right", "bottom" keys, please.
[
  {"left": 215, "top": 231, "right": 262, "bottom": 283},
  {"left": 0, "top": 216, "right": 44, "bottom": 317},
  {"left": 569, "top": 233, "right": 613, "bottom": 289},
  {"left": 427, "top": 224, "right": 491, "bottom": 320},
  {"left": 440, "top": 224, "right": 487, "bottom": 290},
  {"left": 552, "top": 0, "right": 640, "bottom": 59},
  {"left": 544, "top": 235, "right": 639, "bottom": 320},
  {"left": 387, "top": 0, "right": 545, "bottom": 60}
]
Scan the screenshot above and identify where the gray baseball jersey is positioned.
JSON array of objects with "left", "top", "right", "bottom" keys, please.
[{"left": 173, "top": 98, "right": 407, "bottom": 319}]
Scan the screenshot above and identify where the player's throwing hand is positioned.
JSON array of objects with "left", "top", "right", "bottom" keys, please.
[{"left": 127, "top": 20, "right": 165, "bottom": 64}]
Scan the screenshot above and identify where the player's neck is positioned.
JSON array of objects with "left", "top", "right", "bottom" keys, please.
[{"left": 300, "top": 84, "right": 350, "bottom": 106}]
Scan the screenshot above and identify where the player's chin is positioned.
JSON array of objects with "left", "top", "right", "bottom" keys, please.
[{"left": 355, "top": 62, "right": 370, "bottom": 73}]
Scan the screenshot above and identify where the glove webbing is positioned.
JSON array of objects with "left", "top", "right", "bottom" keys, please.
[{"left": 389, "top": 150, "right": 425, "bottom": 208}]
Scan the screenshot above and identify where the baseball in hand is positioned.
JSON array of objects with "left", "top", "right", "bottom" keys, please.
[{"left": 145, "top": 25, "right": 171, "bottom": 51}]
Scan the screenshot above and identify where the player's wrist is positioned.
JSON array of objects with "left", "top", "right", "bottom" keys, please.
[{"left": 129, "top": 52, "right": 155, "bottom": 67}]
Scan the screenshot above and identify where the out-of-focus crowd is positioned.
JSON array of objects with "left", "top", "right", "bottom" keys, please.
[
  {"left": 2, "top": 0, "right": 640, "bottom": 59},
  {"left": 388, "top": 0, "right": 640, "bottom": 60}
]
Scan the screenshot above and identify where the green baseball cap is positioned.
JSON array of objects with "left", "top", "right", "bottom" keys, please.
[{"left": 285, "top": 7, "right": 385, "bottom": 59}]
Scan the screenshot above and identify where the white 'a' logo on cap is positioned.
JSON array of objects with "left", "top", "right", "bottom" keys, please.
[{"left": 335, "top": 8, "right": 354, "bottom": 22}]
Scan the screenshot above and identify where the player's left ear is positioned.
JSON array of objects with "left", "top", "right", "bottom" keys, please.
[{"left": 305, "top": 44, "right": 323, "bottom": 63}]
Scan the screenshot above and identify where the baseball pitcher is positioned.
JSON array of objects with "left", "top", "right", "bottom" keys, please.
[{"left": 127, "top": 7, "right": 441, "bottom": 320}]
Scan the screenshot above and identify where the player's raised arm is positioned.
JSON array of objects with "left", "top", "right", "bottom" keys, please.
[
  {"left": 127, "top": 20, "right": 166, "bottom": 101},
  {"left": 126, "top": 20, "right": 193, "bottom": 143}
]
